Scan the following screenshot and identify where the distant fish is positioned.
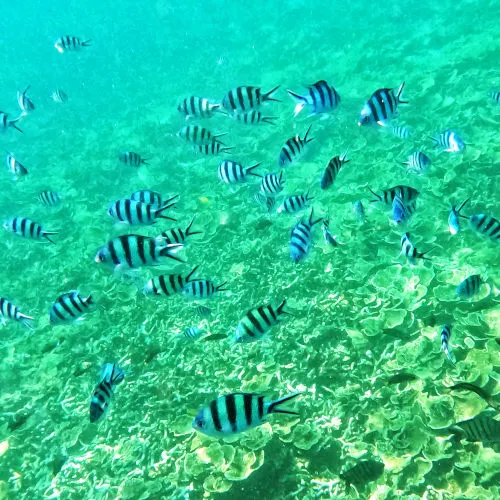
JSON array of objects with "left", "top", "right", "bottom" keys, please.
[
  {"left": 6, "top": 153, "right": 28, "bottom": 179},
  {"left": 193, "top": 392, "right": 301, "bottom": 437},
  {"left": 231, "top": 110, "right": 277, "bottom": 125},
  {"left": 0, "top": 297, "right": 33, "bottom": 329},
  {"left": 489, "top": 91, "right": 500, "bottom": 103},
  {"left": 0, "top": 112, "right": 23, "bottom": 133},
  {"left": 392, "top": 125, "right": 410, "bottom": 139},
  {"left": 177, "top": 96, "right": 220, "bottom": 119},
  {"left": 287, "top": 80, "right": 340, "bottom": 117},
  {"left": 340, "top": 460, "right": 384, "bottom": 487},
  {"left": 235, "top": 299, "right": 290, "bottom": 343},
  {"left": 51, "top": 89, "right": 68, "bottom": 103},
  {"left": 321, "top": 150, "right": 349, "bottom": 190},
  {"left": 260, "top": 171, "right": 284, "bottom": 196},
  {"left": 156, "top": 215, "right": 201, "bottom": 245},
  {"left": 54, "top": 36, "right": 92, "bottom": 53},
  {"left": 448, "top": 413, "right": 500, "bottom": 444},
  {"left": 290, "top": 208, "right": 322, "bottom": 263},
  {"left": 402, "top": 151, "right": 431, "bottom": 172},
  {"left": 119, "top": 151, "right": 149, "bottom": 167},
  {"left": 353, "top": 201, "right": 366, "bottom": 221},
  {"left": 400, "top": 232, "right": 433, "bottom": 264},
  {"left": 456, "top": 274, "right": 482, "bottom": 298},
  {"left": 448, "top": 382, "right": 500, "bottom": 412},
  {"left": 440, "top": 324, "right": 456, "bottom": 365},
  {"left": 218, "top": 160, "right": 262, "bottom": 185},
  {"left": 130, "top": 190, "right": 163, "bottom": 209},
  {"left": 3, "top": 217, "right": 58, "bottom": 243},
  {"left": 369, "top": 185, "right": 419, "bottom": 206},
  {"left": 184, "top": 326, "right": 203, "bottom": 340},
  {"left": 89, "top": 363, "right": 125, "bottom": 423},
  {"left": 430, "top": 130, "right": 465, "bottom": 153},
  {"left": 468, "top": 213, "right": 500, "bottom": 242},
  {"left": 448, "top": 198, "right": 469, "bottom": 235},
  {"left": 277, "top": 192, "right": 313, "bottom": 214},
  {"left": 392, "top": 195, "right": 416, "bottom": 224},
  {"left": 195, "top": 305, "right": 212, "bottom": 316},
  {"left": 253, "top": 192, "right": 276, "bottom": 213},
  {"left": 144, "top": 266, "right": 198, "bottom": 296},
  {"left": 38, "top": 191, "right": 61, "bottom": 207},
  {"left": 17, "top": 85, "right": 34, "bottom": 115},
  {"left": 177, "top": 125, "right": 226, "bottom": 145},
  {"left": 194, "top": 141, "right": 233, "bottom": 155},
  {"left": 181, "top": 279, "right": 227, "bottom": 299},
  {"left": 108, "top": 197, "right": 177, "bottom": 225},
  {"left": 358, "top": 82, "right": 407, "bottom": 126},
  {"left": 278, "top": 124, "right": 314, "bottom": 167},
  {"left": 49, "top": 291, "right": 94, "bottom": 324},
  {"left": 322, "top": 218, "right": 339, "bottom": 247},
  {"left": 201, "top": 333, "right": 227, "bottom": 342},
  {"left": 221, "top": 85, "right": 280, "bottom": 114},
  {"left": 386, "top": 372, "right": 418, "bottom": 385}
]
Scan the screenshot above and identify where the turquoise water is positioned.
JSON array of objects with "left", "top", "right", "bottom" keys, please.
[{"left": 0, "top": 0, "right": 499, "bottom": 498}]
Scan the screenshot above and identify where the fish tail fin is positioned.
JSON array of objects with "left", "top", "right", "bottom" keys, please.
[
  {"left": 262, "top": 85, "right": 281, "bottom": 103},
  {"left": 86, "top": 295, "right": 94, "bottom": 305},
  {"left": 159, "top": 244, "right": 184, "bottom": 262},
  {"left": 419, "top": 246, "right": 436, "bottom": 261},
  {"left": 247, "top": 162, "right": 262, "bottom": 177},
  {"left": 308, "top": 207, "right": 322, "bottom": 227},
  {"left": 141, "top": 158, "right": 150, "bottom": 165},
  {"left": 222, "top": 146, "right": 234, "bottom": 154},
  {"left": 185, "top": 265, "right": 199, "bottom": 282},
  {"left": 367, "top": 186, "right": 382, "bottom": 202},
  {"left": 396, "top": 81, "right": 408, "bottom": 103},
  {"left": 267, "top": 392, "right": 303, "bottom": 415},
  {"left": 19, "top": 314, "right": 34, "bottom": 330},
  {"left": 216, "top": 281, "right": 228, "bottom": 292},
  {"left": 82, "top": 39, "right": 92, "bottom": 46},
  {"left": 456, "top": 197, "right": 470, "bottom": 215},
  {"left": 303, "top": 124, "right": 314, "bottom": 143},
  {"left": 287, "top": 89, "right": 305, "bottom": 102},
  {"left": 10, "top": 120, "right": 24, "bottom": 134},
  {"left": 185, "top": 215, "right": 202, "bottom": 237},
  {"left": 262, "top": 116, "right": 278, "bottom": 125},
  {"left": 43, "top": 232, "right": 58, "bottom": 244},
  {"left": 276, "top": 299, "right": 293, "bottom": 317}
]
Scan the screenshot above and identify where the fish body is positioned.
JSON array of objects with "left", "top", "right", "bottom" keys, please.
[
  {"left": 195, "top": 141, "right": 233, "bottom": 155},
  {"left": 287, "top": 80, "right": 340, "bottom": 117},
  {"left": 108, "top": 198, "right": 177, "bottom": 225},
  {"left": 177, "top": 125, "right": 226, "bottom": 145},
  {"left": 353, "top": 201, "right": 366, "bottom": 221},
  {"left": 0, "top": 297, "right": 33, "bottom": 329},
  {"left": 3, "top": 217, "right": 57, "bottom": 243},
  {"left": 260, "top": 171, "right": 284, "bottom": 196},
  {"left": 403, "top": 151, "right": 431, "bottom": 172},
  {"left": 321, "top": 151, "right": 349, "bottom": 190},
  {"left": 54, "top": 36, "right": 92, "bottom": 53},
  {"left": 449, "top": 414, "right": 500, "bottom": 443},
  {"left": 392, "top": 195, "right": 416, "bottom": 224},
  {"left": 358, "top": 82, "right": 407, "bottom": 126},
  {"left": 49, "top": 291, "right": 94, "bottom": 324},
  {"left": 218, "top": 160, "right": 261, "bottom": 184},
  {"left": 340, "top": 460, "right": 385, "bottom": 487},
  {"left": 392, "top": 125, "right": 410, "bottom": 139},
  {"left": 6, "top": 153, "right": 28, "bottom": 178},
  {"left": 144, "top": 266, "right": 198, "bottom": 296},
  {"left": 51, "top": 89, "right": 68, "bottom": 103},
  {"left": 195, "top": 305, "right": 212, "bottom": 316},
  {"left": 290, "top": 208, "right": 322, "bottom": 263},
  {"left": 221, "top": 85, "right": 280, "bottom": 114},
  {"left": 119, "top": 151, "right": 149, "bottom": 167},
  {"left": 89, "top": 363, "right": 124, "bottom": 423},
  {"left": 184, "top": 326, "right": 203, "bottom": 340},
  {"left": 130, "top": 190, "right": 163, "bottom": 209},
  {"left": 17, "top": 85, "right": 35, "bottom": 115},
  {"left": 193, "top": 392, "right": 301, "bottom": 437},
  {"left": 440, "top": 324, "right": 456, "bottom": 364},
  {"left": 181, "top": 279, "right": 227, "bottom": 299},
  {"left": 448, "top": 383, "right": 499, "bottom": 411},
  {"left": 38, "top": 191, "right": 61, "bottom": 206},
  {"left": 448, "top": 198, "right": 469, "bottom": 235},
  {"left": 1, "top": 112, "right": 23, "bottom": 133},
  {"left": 278, "top": 124, "right": 313, "bottom": 167},
  {"left": 277, "top": 192, "right": 313, "bottom": 214},
  {"left": 177, "top": 96, "right": 220, "bottom": 119},
  {"left": 322, "top": 219, "right": 339, "bottom": 246},
  {"left": 400, "top": 232, "right": 432, "bottom": 264},
  {"left": 232, "top": 110, "right": 276, "bottom": 125},
  {"left": 489, "top": 91, "right": 500, "bottom": 103},
  {"left": 253, "top": 192, "right": 276, "bottom": 213},
  {"left": 468, "top": 214, "right": 500, "bottom": 241},
  {"left": 456, "top": 274, "right": 482, "bottom": 298},
  {"left": 369, "top": 185, "right": 419, "bottom": 206},
  {"left": 156, "top": 216, "right": 201, "bottom": 245},
  {"left": 386, "top": 373, "right": 418, "bottom": 385},
  {"left": 431, "top": 130, "right": 465, "bottom": 153}
]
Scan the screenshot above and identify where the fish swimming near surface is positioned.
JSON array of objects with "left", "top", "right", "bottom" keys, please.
[
  {"left": 448, "top": 198, "right": 469, "bottom": 235},
  {"left": 3, "top": 217, "right": 58, "bottom": 243},
  {"left": 230, "top": 110, "right": 277, "bottom": 125},
  {"left": 54, "top": 36, "right": 92, "bottom": 53},
  {"left": 89, "top": 363, "right": 125, "bottom": 423},
  {"left": 51, "top": 89, "right": 68, "bottom": 103},
  {"left": 358, "top": 82, "right": 407, "bottom": 126},
  {"left": 430, "top": 130, "right": 466, "bottom": 153},
  {"left": 156, "top": 215, "right": 201, "bottom": 245},
  {"left": 144, "top": 266, "right": 199, "bottom": 296},
  {"left": 277, "top": 192, "right": 313, "bottom": 214},
  {"left": 38, "top": 191, "right": 61, "bottom": 207},
  {"left": 119, "top": 151, "right": 149, "bottom": 167},
  {"left": 177, "top": 125, "right": 226, "bottom": 145},
  {"left": 448, "top": 383, "right": 500, "bottom": 412},
  {"left": 17, "top": 85, "right": 35, "bottom": 115},
  {"left": 321, "top": 150, "right": 349, "bottom": 190},
  {"left": 440, "top": 324, "right": 456, "bottom": 365},
  {"left": 278, "top": 124, "right": 314, "bottom": 167},
  {"left": 340, "top": 460, "right": 385, "bottom": 488},
  {"left": 287, "top": 80, "right": 341, "bottom": 117},
  {"left": 108, "top": 197, "right": 178, "bottom": 225},
  {"left": 181, "top": 279, "right": 228, "bottom": 299},
  {"left": 1, "top": 112, "right": 23, "bottom": 133},
  {"left": 0, "top": 297, "right": 34, "bottom": 329},
  {"left": 130, "top": 190, "right": 164, "bottom": 209},
  {"left": 177, "top": 96, "right": 221, "bottom": 119},
  {"left": 260, "top": 171, "right": 284, "bottom": 197},
  {"left": 447, "top": 413, "right": 500, "bottom": 444},
  {"left": 221, "top": 85, "right": 280, "bottom": 114},
  {"left": 192, "top": 392, "right": 301, "bottom": 437},
  {"left": 456, "top": 274, "right": 483, "bottom": 298},
  {"left": 402, "top": 151, "right": 431, "bottom": 172},
  {"left": 290, "top": 208, "right": 322, "bottom": 263},
  {"left": 369, "top": 185, "right": 420, "bottom": 206},
  {"left": 400, "top": 232, "right": 433, "bottom": 264},
  {"left": 392, "top": 195, "right": 416, "bottom": 224},
  {"left": 218, "top": 160, "right": 262, "bottom": 185},
  {"left": 467, "top": 214, "right": 500, "bottom": 242},
  {"left": 6, "top": 153, "right": 28, "bottom": 179},
  {"left": 49, "top": 291, "right": 94, "bottom": 324}
]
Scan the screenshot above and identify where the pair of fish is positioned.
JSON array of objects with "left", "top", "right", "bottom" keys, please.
[{"left": 89, "top": 363, "right": 124, "bottom": 423}]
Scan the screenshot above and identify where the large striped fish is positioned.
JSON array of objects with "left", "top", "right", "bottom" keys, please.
[
  {"left": 3, "top": 217, "right": 58, "bottom": 243},
  {"left": 49, "top": 291, "right": 94, "bottom": 324},
  {"left": 290, "top": 208, "right": 322, "bottom": 263},
  {"left": 468, "top": 214, "right": 500, "bottom": 242},
  {"left": 456, "top": 274, "right": 482, "bottom": 298},
  {"left": 0, "top": 297, "right": 34, "bottom": 329},
  {"left": 278, "top": 124, "right": 314, "bottom": 167},
  {"left": 89, "top": 363, "right": 125, "bottom": 423},
  {"left": 144, "top": 266, "right": 198, "bottom": 296},
  {"left": 448, "top": 413, "right": 500, "bottom": 444},
  {"left": 193, "top": 392, "right": 301, "bottom": 437},
  {"left": 130, "top": 190, "right": 163, "bottom": 209},
  {"left": 287, "top": 80, "right": 341, "bottom": 117},
  {"left": 260, "top": 171, "right": 284, "bottom": 196},
  {"left": 221, "top": 85, "right": 280, "bottom": 114},
  {"left": 358, "top": 82, "right": 407, "bottom": 126}
]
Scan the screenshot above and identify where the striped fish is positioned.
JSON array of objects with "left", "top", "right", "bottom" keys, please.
[
  {"left": 358, "top": 82, "right": 407, "bottom": 126},
  {"left": 0, "top": 297, "right": 33, "bottom": 329},
  {"left": 144, "top": 266, "right": 198, "bottom": 296},
  {"left": 17, "top": 85, "right": 35, "bottom": 115},
  {"left": 392, "top": 195, "right": 416, "bottom": 224},
  {"left": 130, "top": 190, "right": 163, "bottom": 209},
  {"left": 51, "top": 89, "right": 68, "bottom": 103},
  {"left": 119, "top": 151, "right": 149, "bottom": 167},
  {"left": 3, "top": 217, "right": 58, "bottom": 243},
  {"left": 277, "top": 192, "right": 313, "bottom": 214},
  {"left": 49, "top": 291, "right": 94, "bottom": 324},
  {"left": 235, "top": 299, "right": 289, "bottom": 343},
  {"left": 403, "top": 151, "right": 431, "bottom": 172},
  {"left": 221, "top": 85, "right": 280, "bottom": 114},
  {"left": 290, "top": 208, "right": 322, "bottom": 263},
  {"left": 340, "top": 460, "right": 384, "bottom": 488},
  {"left": 456, "top": 274, "right": 482, "bottom": 298},
  {"left": 287, "top": 80, "right": 340, "bottom": 117},
  {"left": 448, "top": 414, "right": 500, "bottom": 444},
  {"left": 468, "top": 214, "right": 500, "bottom": 241},
  {"left": 6, "top": 153, "right": 28, "bottom": 178},
  {"left": 489, "top": 91, "right": 500, "bottom": 103},
  {"left": 218, "top": 160, "right": 262, "bottom": 185},
  {"left": 278, "top": 124, "right": 314, "bottom": 167},
  {"left": 430, "top": 130, "right": 466, "bottom": 153},
  {"left": 448, "top": 198, "right": 469, "bottom": 235},
  {"left": 54, "top": 36, "right": 92, "bottom": 53},
  {"left": 321, "top": 150, "right": 349, "bottom": 190},
  {"left": 194, "top": 141, "right": 233, "bottom": 155},
  {"left": 391, "top": 125, "right": 411, "bottom": 139},
  {"left": 440, "top": 324, "right": 456, "bottom": 364},
  {"left": 195, "top": 305, "right": 212, "bottom": 316},
  {"left": 232, "top": 110, "right": 276, "bottom": 125},
  {"left": 353, "top": 201, "right": 366, "bottom": 221},
  {"left": 181, "top": 279, "right": 227, "bottom": 299},
  {"left": 322, "top": 218, "right": 339, "bottom": 247},
  {"left": 94, "top": 235, "right": 183, "bottom": 269},
  {"left": 177, "top": 96, "right": 220, "bottom": 119},
  {"left": 260, "top": 171, "right": 284, "bottom": 196},
  {"left": 156, "top": 216, "right": 201, "bottom": 245},
  {"left": 400, "top": 233, "right": 433, "bottom": 264},
  {"left": 108, "top": 197, "right": 177, "bottom": 225},
  {"left": 177, "top": 125, "right": 226, "bottom": 145},
  {"left": 89, "top": 363, "right": 125, "bottom": 423},
  {"left": 193, "top": 392, "right": 301, "bottom": 437},
  {"left": 369, "top": 185, "right": 420, "bottom": 206},
  {"left": 184, "top": 327, "right": 203, "bottom": 340},
  {"left": 38, "top": 191, "right": 61, "bottom": 206},
  {"left": 1, "top": 112, "right": 23, "bottom": 133},
  {"left": 253, "top": 192, "right": 276, "bottom": 213}
]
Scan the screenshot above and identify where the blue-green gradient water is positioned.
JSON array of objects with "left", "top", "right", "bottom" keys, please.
[{"left": 0, "top": 0, "right": 499, "bottom": 498}]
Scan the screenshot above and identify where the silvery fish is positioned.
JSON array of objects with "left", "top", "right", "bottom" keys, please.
[
  {"left": 430, "top": 130, "right": 465, "bottom": 153},
  {"left": 358, "top": 82, "right": 407, "bottom": 126},
  {"left": 322, "top": 218, "right": 339, "bottom": 247},
  {"left": 353, "top": 200, "right": 366, "bottom": 221},
  {"left": 54, "top": 36, "right": 92, "bottom": 53},
  {"left": 184, "top": 326, "right": 203, "bottom": 340},
  {"left": 392, "top": 195, "right": 416, "bottom": 224},
  {"left": 0, "top": 298, "right": 34, "bottom": 329},
  {"left": 400, "top": 232, "right": 433, "bottom": 264},
  {"left": 17, "top": 85, "right": 35, "bottom": 115},
  {"left": 448, "top": 198, "right": 469, "bottom": 235},
  {"left": 402, "top": 151, "right": 431, "bottom": 172},
  {"left": 3, "top": 217, "right": 58, "bottom": 243},
  {"left": 287, "top": 80, "right": 340, "bottom": 117}
]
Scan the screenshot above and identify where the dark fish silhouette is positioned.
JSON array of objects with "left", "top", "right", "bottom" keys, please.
[
  {"left": 340, "top": 459, "right": 384, "bottom": 487},
  {"left": 448, "top": 383, "right": 500, "bottom": 412},
  {"left": 448, "top": 413, "right": 500, "bottom": 444}
]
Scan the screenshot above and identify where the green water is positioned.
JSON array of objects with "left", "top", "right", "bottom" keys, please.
[{"left": 0, "top": 0, "right": 499, "bottom": 498}]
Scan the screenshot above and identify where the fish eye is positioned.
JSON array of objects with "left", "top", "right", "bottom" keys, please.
[
  {"left": 95, "top": 251, "right": 105, "bottom": 263},
  {"left": 194, "top": 417, "right": 204, "bottom": 429}
]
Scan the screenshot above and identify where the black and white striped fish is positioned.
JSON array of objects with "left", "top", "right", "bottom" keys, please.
[
  {"left": 177, "top": 96, "right": 220, "bottom": 119},
  {"left": 277, "top": 192, "right": 313, "bottom": 214},
  {"left": 194, "top": 141, "right": 233, "bottom": 156},
  {"left": 54, "top": 36, "right": 92, "bottom": 53},
  {"left": 17, "top": 85, "right": 35, "bottom": 115},
  {"left": 340, "top": 460, "right": 385, "bottom": 488},
  {"left": 89, "top": 363, "right": 125, "bottom": 423},
  {"left": 448, "top": 198, "right": 469, "bottom": 235},
  {"left": 392, "top": 195, "right": 416, "bottom": 224},
  {"left": 358, "top": 82, "right": 407, "bottom": 126},
  {"left": 49, "top": 291, "right": 94, "bottom": 324},
  {"left": 94, "top": 235, "right": 183, "bottom": 270},
  {"left": 490, "top": 91, "right": 500, "bottom": 103},
  {"left": 430, "top": 130, "right": 465, "bottom": 153},
  {"left": 321, "top": 150, "right": 349, "bottom": 190},
  {"left": 6, "top": 153, "right": 28, "bottom": 179},
  {"left": 0, "top": 297, "right": 33, "bottom": 329},
  {"left": 38, "top": 191, "right": 61, "bottom": 207},
  {"left": 369, "top": 185, "right": 420, "bottom": 206},
  {"left": 1, "top": 112, "right": 23, "bottom": 133},
  {"left": 177, "top": 125, "right": 226, "bottom": 145},
  {"left": 108, "top": 197, "right": 178, "bottom": 225},
  {"left": 193, "top": 392, "right": 301, "bottom": 437},
  {"left": 144, "top": 266, "right": 199, "bottom": 296},
  {"left": 221, "top": 85, "right": 280, "bottom": 114},
  {"left": 218, "top": 160, "right": 262, "bottom": 185},
  {"left": 119, "top": 151, "right": 149, "bottom": 167},
  {"left": 400, "top": 233, "right": 433, "bottom": 264},
  {"left": 287, "top": 80, "right": 341, "bottom": 117},
  {"left": 440, "top": 324, "right": 456, "bottom": 364},
  {"left": 448, "top": 414, "right": 500, "bottom": 444},
  {"left": 231, "top": 110, "right": 277, "bottom": 125},
  {"left": 402, "top": 151, "right": 431, "bottom": 172},
  {"left": 184, "top": 327, "right": 203, "bottom": 340},
  {"left": 156, "top": 216, "right": 201, "bottom": 246},
  {"left": 322, "top": 218, "right": 339, "bottom": 247},
  {"left": 253, "top": 192, "right": 276, "bottom": 213},
  {"left": 181, "top": 279, "right": 227, "bottom": 299},
  {"left": 392, "top": 125, "right": 411, "bottom": 139},
  {"left": 290, "top": 209, "right": 322, "bottom": 263},
  {"left": 278, "top": 124, "right": 314, "bottom": 167},
  {"left": 468, "top": 214, "right": 500, "bottom": 242},
  {"left": 260, "top": 171, "right": 284, "bottom": 196},
  {"left": 195, "top": 305, "right": 212, "bottom": 316},
  {"left": 130, "top": 190, "right": 163, "bottom": 209},
  {"left": 235, "top": 299, "right": 289, "bottom": 343},
  {"left": 456, "top": 274, "right": 482, "bottom": 298},
  {"left": 51, "top": 89, "right": 68, "bottom": 103},
  {"left": 3, "top": 217, "right": 58, "bottom": 243}
]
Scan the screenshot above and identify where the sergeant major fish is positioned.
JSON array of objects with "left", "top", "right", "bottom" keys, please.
[
  {"left": 340, "top": 460, "right": 385, "bottom": 488},
  {"left": 54, "top": 36, "right": 92, "bottom": 53},
  {"left": 218, "top": 160, "right": 262, "bottom": 185},
  {"left": 278, "top": 124, "right": 314, "bottom": 167},
  {"left": 440, "top": 324, "right": 456, "bottom": 365},
  {"left": 38, "top": 191, "right": 61, "bottom": 207},
  {"left": 448, "top": 198, "right": 469, "bottom": 235},
  {"left": 221, "top": 85, "right": 280, "bottom": 114},
  {"left": 177, "top": 125, "right": 226, "bottom": 145},
  {"left": 400, "top": 232, "right": 433, "bottom": 264},
  {"left": 144, "top": 266, "right": 199, "bottom": 296},
  {"left": 447, "top": 413, "right": 500, "bottom": 444},
  {"left": 130, "top": 190, "right": 163, "bottom": 209},
  {"left": 392, "top": 195, "right": 416, "bottom": 224},
  {"left": 49, "top": 291, "right": 94, "bottom": 324},
  {"left": 51, "top": 89, "right": 68, "bottom": 103},
  {"left": 181, "top": 279, "right": 228, "bottom": 299},
  {"left": 456, "top": 274, "right": 482, "bottom": 298},
  {"left": 322, "top": 218, "right": 339, "bottom": 247},
  {"left": 3, "top": 217, "right": 58, "bottom": 243},
  {"left": 1, "top": 112, "right": 23, "bottom": 133},
  {"left": 119, "top": 151, "right": 149, "bottom": 167},
  {"left": 468, "top": 213, "right": 500, "bottom": 242},
  {"left": 108, "top": 197, "right": 178, "bottom": 225},
  {"left": 156, "top": 215, "right": 201, "bottom": 245},
  {"left": 321, "top": 150, "right": 349, "bottom": 190},
  {"left": 430, "top": 130, "right": 465, "bottom": 153},
  {"left": 6, "top": 153, "right": 28, "bottom": 179},
  {"left": 369, "top": 185, "right": 419, "bottom": 206},
  {"left": 287, "top": 80, "right": 340, "bottom": 117},
  {"left": 194, "top": 141, "right": 233, "bottom": 155},
  {"left": 89, "top": 363, "right": 124, "bottom": 423},
  {"left": 231, "top": 110, "right": 277, "bottom": 125},
  {"left": 260, "top": 171, "right": 284, "bottom": 196},
  {"left": 402, "top": 151, "right": 431, "bottom": 172},
  {"left": 17, "top": 85, "right": 35, "bottom": 115},
  {"left": 0, "top": 297, "right": 33, "bottom": 329},
  {"left": 358, "top": 82, "right": 407, "bottom": 126},
  {"left": 290, "top": 208, "right": 322, "bottom": 263},
  {"left": 177, "top": 96, "right": 220, "bottom": 119},
  {"left": 277, "top": 192, "right": 313, "bottom": 214}
]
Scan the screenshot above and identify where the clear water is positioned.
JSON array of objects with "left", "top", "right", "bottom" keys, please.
[{"left": 0, "top": 0, "right": 499, "bottom": 498}]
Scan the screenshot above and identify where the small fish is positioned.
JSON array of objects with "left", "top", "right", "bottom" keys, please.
[
  {"left": 386, "top": 372, "right": 418, "bottom": 385},
  {"left": 489, "top": 91, "right": 500, "bottom": 103},
  {"left": 468, "top": 214, "right": 500, "bottom": 242},
  {"left": 322, "top": 218, "right": 339, "bottom": 247},
  {"left": 402, "top": 151, "right": 431, "bottom": 172},
  {"left": 277, "top": 192, "right": 313, "bottom": 214},
  {"left": 194, "top": 141, "right": 233, "bottom": 155},
  {"left": 3, "top": 217, "right": 58, "bottom": 243},
  {"left": 184, "top": 327, "right": 203, "bottom": 340},
  {"left": 1, "top": 112, "right": 23, "bottom": 133},
  {"left": 440, "top": 324, "right": 456, "bottom": 365},
  {"left": 400, "top": 232, "right": 433, "bottom": 264},
  {"left": 321, "top": 151, "right": 349, "bottom": 190},
  {"left": 448, "top": 198, "right": 469, "bottom": 235},
  {"left": 232, "top": 110, "right": 277, "bottom": 125},
  {"left": 6, "top": 153, "right": 28, "bottom": 178},
  {"left": 51, "top": 89, "right": 68, "bottom": 103},
  {"left": 144, "top": 266, "right": 198, "bottom": 296},
  {"left": 119, "top": 151, "right": 149, "bottom": 167},
  {"left": 369, "top": 185, "right": 419, "bottom": 206},
  {"left": 287, "top": 80, "right": 340, "bottom": 117},
  {"left": 353, "top": 201, "right": 366, "bottom": 221},
  {"left": 253, "top": 192, "right": 276, "bottom": 213},
  {"left": 235, "top": 299, "right": 290, "bottom": 343},
  {"left": 156, "top": 215, "right": 201, "bottom": 245},
  {"left": 392, "top": 125, "right": 410, "bottom": 139},
  {"left": 221, "top": 85, "right": 280, "bottom": 114},
  {"left": 201, "top": 333, "right": 227, "bottom": 342},
  {"left": 448, "top": 413, "right": 500, "bottom": 444},
  {"left": 0, "top": 297, "right": 34, "bottom": 329},
  {"left": 290, "top": 208, "right": 322, "bottom": 263},
  {"left": 181, "top": 279, "right": 227, "bottom": 299},
  {"left": 89, "top": 363, "right": 125, "bottom": 423},
  {"left": 38, "top": 191, "right": 61, "bottom": 207},
  {"left": 340, "top": 460, "right": 385, "bottom": 487},
  {"left": 195, "top": 305, "right": 212, "bottom": 316},
  {"left": 177, "top": 125, "right": 226, "bottom": 145},
  {"left": 17, "top": 85, "right": 35, "bottom": 115},
  {"left": 193, "top": 392, "right": 301, "bottom": 437},
  {"left": 430, "top": 130, "right": 465, "bottom": 153},
  {"left": 448, "top": 383, "right": 500, "bottom": 412},
  {"left": 218, "top": 160, "right": 262, "bottom": 184},
  {"left": 54, "top": 36, "right": 92, "bottom": 53},
  {"left": 95, "top": 235, "right": 183, "bottom": 270},
  {"left": 392, "top": 195, "right": 416, "bottom": 224},
  {"left": 358, "top": 82, "right": 407, "bottom": 126},
  {"left": 129, "top": 190, "right": 163, "bottom": 209},
  {"left": 108, "top": 197, "right": 177, "bottom": 225},
  {"left": 260, "top": 171, "right": 284, "bottom": 196},
  {"left": 49, "top": 291, "right": 94, "bottom": 324},
  {"left": 456, "top": 274, "right": 482, "bottom": 298},
  {"left": 177, "top": 96, "right": 220, "bottom": 119},
  {"left": 278, "top": 124, "right": 314, "bottom": 167}
]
